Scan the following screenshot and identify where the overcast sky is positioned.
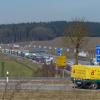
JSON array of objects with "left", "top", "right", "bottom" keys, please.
[{"left": 0, "top": 0, "right": 100, "bottom": 24}]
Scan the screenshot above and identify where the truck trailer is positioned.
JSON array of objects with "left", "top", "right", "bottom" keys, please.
[{"left": 71, "top": 65, "right": 100, "bottom": 89}]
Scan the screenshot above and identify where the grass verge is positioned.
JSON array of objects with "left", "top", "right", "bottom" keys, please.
[{"left": 0, "top": 53, "right": 41, "bottom": 77}]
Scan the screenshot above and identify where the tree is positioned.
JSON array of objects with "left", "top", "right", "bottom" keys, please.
[
  {"left": 42, "top": 63, "right": 56, "bottom": 77},
  {"left": 64, "top": 19, "right": 88, "bottom": 64}
]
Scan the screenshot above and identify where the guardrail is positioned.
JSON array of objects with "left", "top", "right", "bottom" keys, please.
[
  {"left": 0, "top": 77, "right": 69, "bottom": 90},
  {"left": 0, "top": 77, "right": 66, "bottom": 82}
]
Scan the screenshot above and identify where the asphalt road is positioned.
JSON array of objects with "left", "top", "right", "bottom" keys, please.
[
  {"left": 67, "top": 58, "right": 90, "bottom": 65},
  {"left": 0, "top": 77, "right": 73, "bottom": 91}
]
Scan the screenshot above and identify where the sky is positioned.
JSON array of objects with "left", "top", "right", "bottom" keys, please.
[{"left": 0, "top": 0, "right": 100, "bottom": 24}]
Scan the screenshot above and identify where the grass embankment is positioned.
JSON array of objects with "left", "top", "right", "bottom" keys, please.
[
  {"left": 0, "top": 53, "right": 41, "bottom": 77},
  {"left": 0, "top": 90, "right": 100, "bottom": 100}
]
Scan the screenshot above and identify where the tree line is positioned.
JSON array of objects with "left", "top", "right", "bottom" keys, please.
[{"left": 0, "top": 21, "right": 100, "bottom": 43}]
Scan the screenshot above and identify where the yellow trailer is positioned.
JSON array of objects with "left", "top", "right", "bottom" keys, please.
[{"left": 71, "top": 65, "right": 100, "bottom": 89}]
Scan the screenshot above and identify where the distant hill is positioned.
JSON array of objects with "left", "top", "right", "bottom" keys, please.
[{"left": 0, "top": 21, "right": 100, "bottom": 43}]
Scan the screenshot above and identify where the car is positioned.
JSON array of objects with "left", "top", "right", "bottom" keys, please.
[
  {"left": 90, "top": 58, "right": 99, "bottom": 65},
  {"left": 66, "top": 60, "right": 75, "bottom": 71}
]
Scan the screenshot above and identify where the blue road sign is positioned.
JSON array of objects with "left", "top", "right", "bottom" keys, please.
[
  {"left": 96, "top": 49, "right": 100, "bottom": 55},
  {"left": 57, "top": 48, "right": 61, "bottom": 56},
  {"left": 96, "top": 55, "right": 100, "bottom": 62},
  {"left": 96, "top": 45, "right": 100, "bottom": 62},
  {"left": 96, "top": 45, "right": 100, "bottom": 55}
]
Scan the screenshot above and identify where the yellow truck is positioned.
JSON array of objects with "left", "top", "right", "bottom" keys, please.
[{"left": 71, "top": 65, "right": 100, "bottom": 89}]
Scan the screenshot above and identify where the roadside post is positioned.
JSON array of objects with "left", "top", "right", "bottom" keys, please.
[{"left": 6, "top": 71, "right": 9, "bottom": 83}]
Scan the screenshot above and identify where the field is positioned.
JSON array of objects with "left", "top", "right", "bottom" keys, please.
[
  {"left": 18, "top": 37, "right": 100, "bottom": 49},
  {"left": 0, "top": 89, "right": 100, "bottom": 100},
  {"left": 0, "top": 53, "right": 41, "bottom": 77}
]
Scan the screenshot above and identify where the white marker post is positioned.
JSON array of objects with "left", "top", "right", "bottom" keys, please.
[{"left": 6, "top": 71, "right": 9, "bottom": 83}]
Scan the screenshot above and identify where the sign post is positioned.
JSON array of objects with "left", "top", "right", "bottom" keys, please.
[
  {"left": 96, "top": 45, "right": 100, "bottom": 65},
  {"left": 55, "top": 48, "right": 66, "bottom": 77},
  {"left": 56, "top": 56, "right": 66, "bottom": 78}
]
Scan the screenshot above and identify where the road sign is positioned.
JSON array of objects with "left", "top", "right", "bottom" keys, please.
[
  {"left": 96, "top": 55, "right": 100, "bottom": 62},
  {"left": 96, "top": 45, "right": 100, "bottom": 62},
  {"left": 56, "top": 56, "right": 66, "bottom": 68},
  {"left": 96, "top": 46, "right": 100, "bottom": 54},
  {"left": 56, "top": 48, "right": 61, "bottom": 56}
]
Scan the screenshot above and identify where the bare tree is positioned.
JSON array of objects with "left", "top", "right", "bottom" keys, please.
[
  {"left": 42, "top": 62, "right": 56, "bottom": 77},
  {"left": 64, "top": 18, "right": 89, "bottom": 64}
]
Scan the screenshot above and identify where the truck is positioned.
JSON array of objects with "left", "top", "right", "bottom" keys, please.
[{"left": 71, "top": 65, "right": 100, "bottom": 89}]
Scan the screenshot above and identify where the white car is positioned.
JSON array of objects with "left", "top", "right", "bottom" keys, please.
[{"left": 90, "top": 58, "right": 99, "bottom": 65}]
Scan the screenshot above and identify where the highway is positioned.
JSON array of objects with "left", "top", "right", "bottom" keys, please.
[
  {"left": 67, "top": 58, "right": 90, "bottom": 65},
  {"left": 0, "top": 77, "right": 73, "bottom": 91},
  {"left": 0, "top": 77, "right": 69, "bottom": 81},
  {"left": 0, "top": 52, "right": 91, "bottom": 91}
]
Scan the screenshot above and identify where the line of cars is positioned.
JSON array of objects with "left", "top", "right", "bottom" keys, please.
[
  {"left": 1, "top": 48, "right": 54, "bottom": 65},
  {"left": 26, "top": 53, "right": 54, "bottom": 65}
]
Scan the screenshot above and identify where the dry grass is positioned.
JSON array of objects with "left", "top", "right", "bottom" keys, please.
[
  {"left": 0, "top": 89, "right": 100, "bottom": 100},
  {"left": 18, "top": 37, "right": 100, "bottom": 49}
]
